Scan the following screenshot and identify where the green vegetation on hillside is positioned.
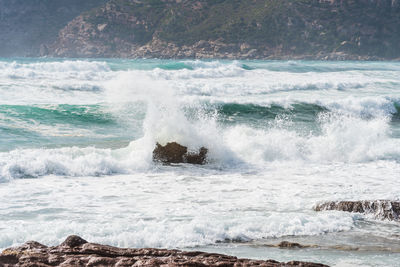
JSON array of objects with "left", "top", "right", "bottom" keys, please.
[{"left": 74, "top": 0, "right": 400, "bottom": 58}]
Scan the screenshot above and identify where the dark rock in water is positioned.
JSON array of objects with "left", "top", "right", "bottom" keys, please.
[
  {"left": 277, "top": 241, "right": 307, "bottom": 249},
  {"left": 314, "top": 200, "right": 400, "bottom": 221},
  {"left": 153, "top": 142, "right": 208, "bottom": 165},
  {"left": 261, "top": 241, "right": 317, "bottom": 249},
  {"left": 215, "top": 237, "right": 247, "bottom": 243},
  {"left": 153, "top": 142, "right": 187, "bottom": 164},
  {"left": 0, "top": 235, "right": 329, "bottom": 267},
  {"left": 185, "top": 147, "right": 208, "bottom": 165}
]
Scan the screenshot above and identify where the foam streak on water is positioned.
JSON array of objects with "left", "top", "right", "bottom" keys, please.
[{"left": 0, "top": 58, "right": 400, "bottom": 266}]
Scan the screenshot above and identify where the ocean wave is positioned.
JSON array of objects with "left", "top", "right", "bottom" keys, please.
[
  {"left": 0, "top": 208, "right": 355, "bottom": 249},
  {"left": 0, "top": 60, "right": 110, "bottom": 75},
  {"left": 1, "top": 59, "right": 399, "bottom": 107},
  {"left": 0, "top": 147, "right": 123, "bottom": 181},
  {"left": 209, "top": 97, "right": 399, "bottom": 126},
  {"left": 0, "top": 104, "right": 121, "bottom": 144},
  {"left": 1, "top": 59, "right": 400, "bottom": 180},
  {"left": 151, "top": 63, "right": 246, "bottom": 80},
  {"left": 1, "top": 110, "right": 399, "bottom": 181},
  {"left": 1, "top": 83, "right": 400, "bottom": 181},
  {"left": 0, "top": 60, "right": 113, "bottom": 105},
  {"left": 244, "top": 60, "right": 400, "bottom": 73},
  {"left": 0, "top": 104, "right": 114, "bottom": 123},
  {"left": 225, "top": 113, "right": 400, "bottom": 164}
]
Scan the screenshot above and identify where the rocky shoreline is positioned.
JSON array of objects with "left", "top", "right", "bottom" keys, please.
[
  {"left": 1, "top": 0, "right": 400, "bottom": 60},
  {"left": 46, "top": 35, "right": 393, "bottom": 61},
  {"left": 41, "top": 0, "right": 400, "bottom": 61},
  {"left": 0, "top": 235, "right": 328, "bottom": 267}
]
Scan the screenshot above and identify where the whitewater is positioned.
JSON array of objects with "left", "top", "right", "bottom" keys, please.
[{"left": 0, "top": 58, "right": 399, "bottom": 266}]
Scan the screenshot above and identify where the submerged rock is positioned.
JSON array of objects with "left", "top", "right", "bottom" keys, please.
[
  {"left": 153, "top": 142, "right": 208, "bottom": 165},
  {"left": 260, "top": 241, "right": 315, "bottom": 249},
  {"left": 0, "top": 235, "right": 329, "bottom": 267},
  {"left": 277, "top": 241, "right": 309, "bottom": 249},
  {"left": 314, "top": 200, "right": 400, "bottom": 221}
]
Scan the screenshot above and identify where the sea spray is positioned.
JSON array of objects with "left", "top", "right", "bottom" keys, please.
[
  {"left": 224, "top": 111, "right": 400, "bottom": 165},
  {"left": 105, "top": 71, "right": 238, "bottom": 167}
]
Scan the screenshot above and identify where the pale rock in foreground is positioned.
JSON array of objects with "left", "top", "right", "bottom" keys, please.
[{"left": 0, "top": 235, "right": 329, "bottom": 267}]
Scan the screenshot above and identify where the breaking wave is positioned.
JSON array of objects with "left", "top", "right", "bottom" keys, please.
[{"left": 0, "top": 59, "right": 400, "bottom": 181}]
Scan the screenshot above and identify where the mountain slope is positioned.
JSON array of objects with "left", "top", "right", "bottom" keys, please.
[
  {"left": 0, "top": 0, "right": 107, "bottom": 57},
  {"left": 3, "top": 0, "right": 400, "bottom": 59}
]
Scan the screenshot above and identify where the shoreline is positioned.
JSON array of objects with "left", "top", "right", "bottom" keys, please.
[{"left": 2, "top": 55, "right": 400, "bottom": 62}]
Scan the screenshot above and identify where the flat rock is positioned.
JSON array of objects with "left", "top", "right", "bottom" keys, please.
[
  {"left": 314, "top": 200, "right": 400, "bottom": 221},
  {"left": 0, "top": 235, "right": 329, "bottom": 267}
]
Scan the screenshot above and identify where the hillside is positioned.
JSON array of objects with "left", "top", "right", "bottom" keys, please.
[
  {"left": 2, "top": 0, "right": 400, "bottom": 59},
  {"left": 0, "top": 0, "right": 107, "bottom": 57}
]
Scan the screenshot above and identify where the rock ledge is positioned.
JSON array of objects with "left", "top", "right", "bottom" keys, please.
[
  {"left": 314, "top": 200, "right": 400, "bottom": 221},
  {"left": 0, "top": 235, "right": 328, "bottom": 266}
]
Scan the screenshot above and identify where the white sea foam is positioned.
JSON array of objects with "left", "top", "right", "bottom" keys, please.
[
  {"left": 0, "top": 60, "right": 110, "bottom": 77},
  {"left": 1, "top": 163, "right": 399, "bottom": 251},
  {"left": 0, "top": 60, "right": 112, "bottom": 105},
  {"left": 1, "top": 59, "right": 399, "bottom": 112},
  {"left": 223, "top": 116, "right": 400, "bottom": 164},
  {"left": 0, "top": 209, "right": 355, "bottom": 249}
]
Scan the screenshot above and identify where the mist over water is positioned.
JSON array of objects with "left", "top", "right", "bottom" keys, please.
[{"left": 0, "top": 58, "right": 400, "bottom": 266}]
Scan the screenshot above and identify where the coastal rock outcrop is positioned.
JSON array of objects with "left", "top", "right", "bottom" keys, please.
[
  {"left": 0, "top": 235, "right": 329, "bottom": 267},
  {"left": 153, "top": 142, "right": 208, "bottom": 165},
  {"left": 314, "top": 200, "right": 400, "bottom": 221}
]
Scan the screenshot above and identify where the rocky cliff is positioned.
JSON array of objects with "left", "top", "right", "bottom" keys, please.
[{"left": 46, "top": 0, "right": 400, "bottom": 60}]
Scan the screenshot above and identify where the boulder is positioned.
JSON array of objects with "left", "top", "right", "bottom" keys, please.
[
  {"left": 0, "top": 235, "right": 329, "bottom": 267},
  {"left": 153, "top": 142, "right": 208, "bottom": 165},
  {"left": 314, "top": 200, "right": 400, "bottom": 221}
]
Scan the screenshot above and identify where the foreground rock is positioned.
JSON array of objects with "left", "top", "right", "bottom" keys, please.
[
  {"left": 153, "top": 142, "right": 208, "bottom": 165},
  {"left": 314, "top": 200, "right": 400, "bottom": 221},
  {"left": 0, "top": 235, "right": 328, "bottom": 267}
]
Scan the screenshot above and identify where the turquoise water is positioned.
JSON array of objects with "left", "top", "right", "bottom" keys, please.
[{"left": 0, "top": 58, "right": 400, "bottom": 266}]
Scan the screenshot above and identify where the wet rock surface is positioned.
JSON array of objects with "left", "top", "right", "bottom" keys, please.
[
  {"left": 153, "top": 142, "right": 208, "bottom": 165},
  {"left": 314, "top": 200, "right": 400, "bottom": 221},
  {"left": 0, "top": 235, "right": 329, "bottom": 267}
]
